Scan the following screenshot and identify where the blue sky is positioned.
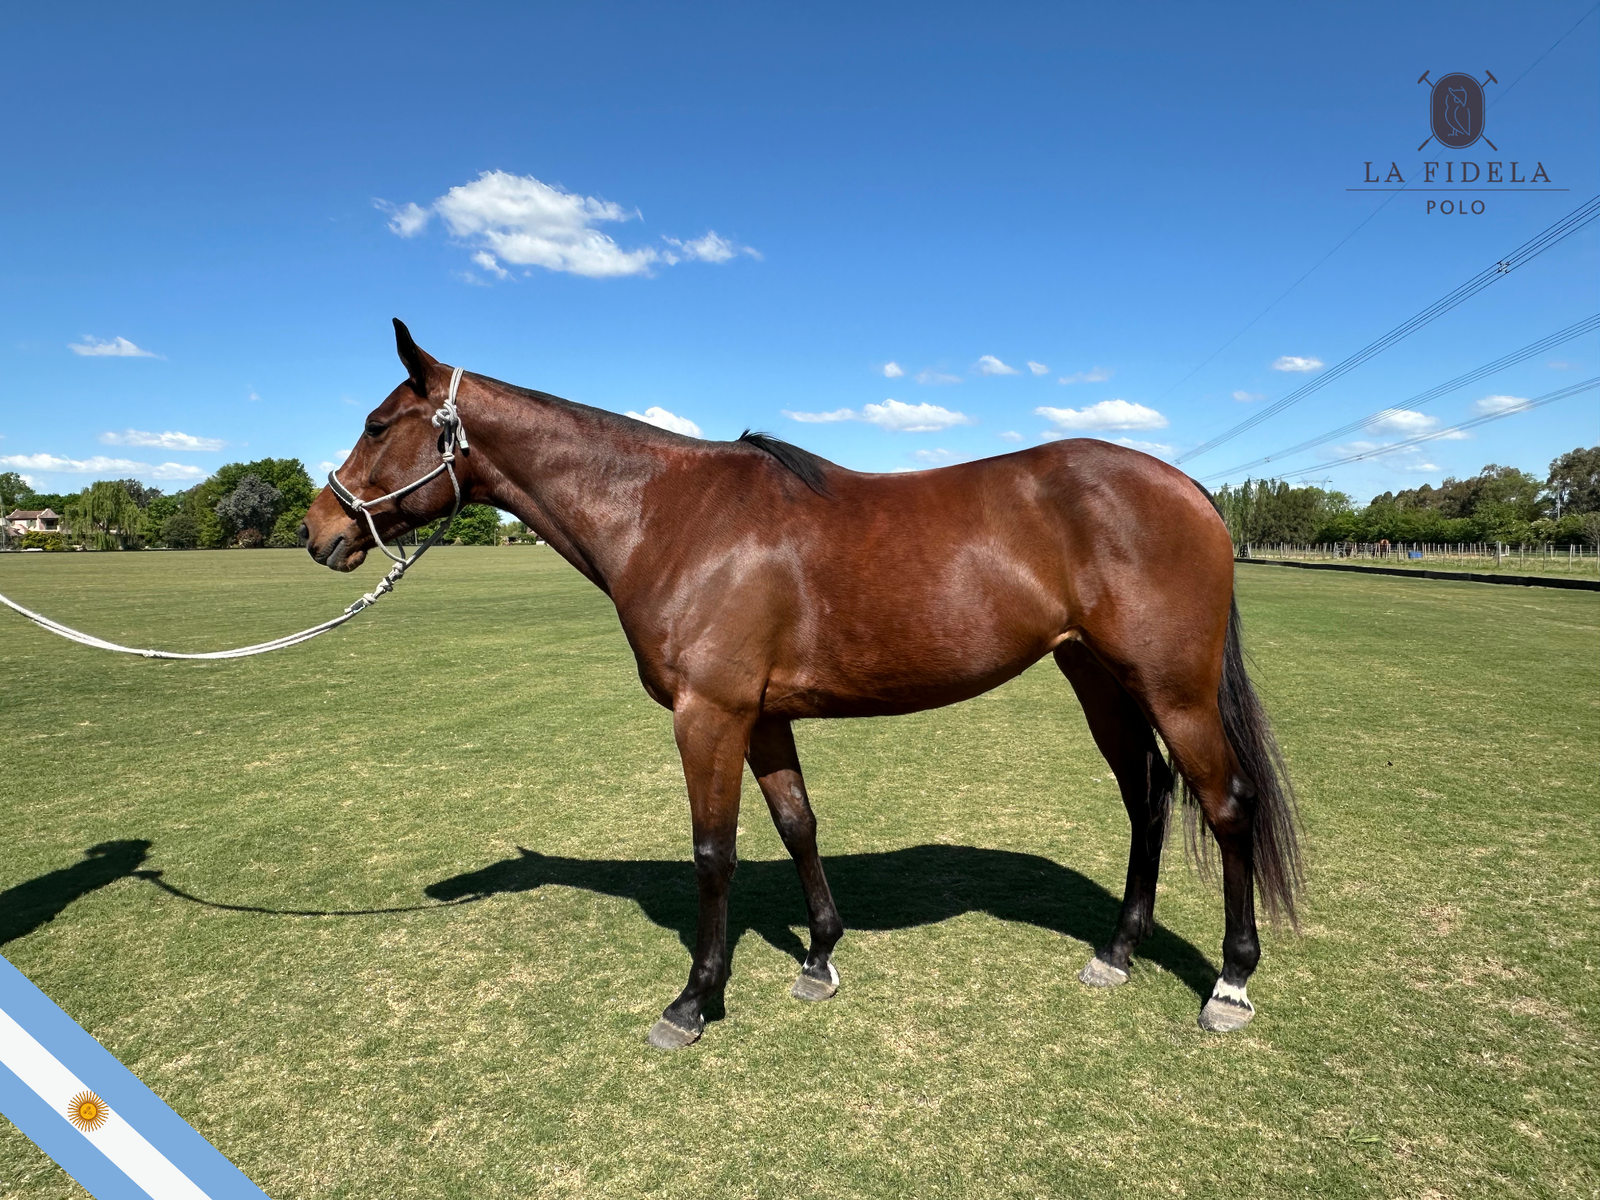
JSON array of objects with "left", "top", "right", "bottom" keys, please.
[{"left": 2, "top": 2, "right": 1595, "bottom": 504}]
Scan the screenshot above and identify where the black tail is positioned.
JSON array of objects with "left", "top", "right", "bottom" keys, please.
[{"left": 1187, "top": 596, "right": 1304, "bottom": 928}]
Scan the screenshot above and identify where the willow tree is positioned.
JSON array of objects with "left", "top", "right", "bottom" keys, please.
[{"left": 67, "top": 481, "right": 144, "bottom": 550}]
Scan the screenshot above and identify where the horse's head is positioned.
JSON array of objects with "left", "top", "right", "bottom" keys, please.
[{"left": 303, "top": 319, "right": 472, "bottom": 571}]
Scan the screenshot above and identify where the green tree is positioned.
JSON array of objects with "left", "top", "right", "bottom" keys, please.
[
  {"left": 161, "top": 511, "right": 200, "bottom": 549},
  {"left": 215, "top": 474, "right": 282, "bottom": 543},
  {"left": 141, "top": 493, "right": 180, "bottom": 543},
  {"left": 21, "top": 530, "right": 66, "bottom": 551},
  {"left": 449, "top": 505, "right": 502, "bottom": 545},
  {"left": 1546, "top": 446, "right": 1600, "bottom": 516},
  {"left": 113, "top": 478, "right": 161, "bottom": 509},
  {"left": 268, "top": 510, "right": 307, "bottom": 548},
  {"left": 0, "top": 471, "right": 31, "bottom": 512},
  {"left": 66, "top": 481, "right": 144, "bottom": 549}
]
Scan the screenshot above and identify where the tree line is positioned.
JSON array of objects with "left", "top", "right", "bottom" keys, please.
[
  {"left": 1211, "top": 446, "right": 1600, "bottom": 547},
  {"left": 0, "top": 461, "right": 506, "bottom": 551}
]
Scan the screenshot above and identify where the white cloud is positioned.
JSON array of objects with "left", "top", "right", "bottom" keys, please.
[
  {"left": 376, "top": 200, "right": 432, "bottom": 237},
  {"left": 662, "top": 232, "right": 757, "bottom": 264},
  {"left": 150, "top": 462, "right": 205, "bottom": 480},
  {"left": 861, "top": 399, "right": 974, "bottom": 432},
  {"left": 1547, "top": 359, "right": 1572, "bottom": 369},
  {"left": 247, "top": 389, "right": 261, "bottom": 402},
  {"left": 1115, "top": 437, "right": 1175, "bottom": 455},
  {"left": 1272, "top": 355, "right": 1323, "bottom": 373},
  {"left": 1058, "top": 367, "right": 1112, "bottom": 385},
  {"left": 915, "top": 368, "right": 961, "bottom": 386},
  {"left": 1331, "top": 440, "right": 1446, "bottom": 464},
  {"left": 882, "top": 362, "right": 904, "bottom": 379},
  {"left": 1474, "top": 393, "right": 1529, "bottom": 415},
  {"left": 1369, "top": 410, "right": 1439, "bottom": 435},
  {"left": 625, "top": 406, "right": 702, "bottom": 437},
  {"left": 1232, "top": 390, "right": 1265, "bottom": 402},
  {"left": 69, "top": 336, "right": 159, "bottom": 358},
  {"left": 1, "top": 453, "right": 147, "bottom": 473},
  {"left": 1035, "top": 399, "right": 1168, "bottom": 431},
  {"left": 911, "top": 448, "right": 954, "bottom": 465},
  {"left": 782, "top": 399, "right": 975, "bottom": 433},
  {"left": 380, "top": 170, "right": 757, "bottom": 281},
  {"left": 1027, "top": 361, "right": 1049, "bottom": 376},
  {"left": 997, "top": 430, "right": 1023, "bottom": 443},
  {"left": 782, "top": 408, "right": 855, "bottom": 423},
  {"left": 100, "top": 429, "right": 224, "bottom": 451},
  {"left": 472, "top": 250, "right": 509, "bottom": 280},
  {"left": 974, "top": 355, "right": 1018, "bottom": 377}
]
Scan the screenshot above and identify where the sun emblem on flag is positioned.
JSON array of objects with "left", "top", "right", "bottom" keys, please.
[{"left": 66, "top": 1090, "right": 110, "bottom": 1132}]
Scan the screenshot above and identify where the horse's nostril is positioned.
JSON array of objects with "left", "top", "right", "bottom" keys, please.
[{"left": 297, "top": 522, "right": 310, "bottom": 547}]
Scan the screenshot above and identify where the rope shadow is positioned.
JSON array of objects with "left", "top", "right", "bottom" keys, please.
[
  {"left": 0, "top": 840, "right": 154, "bottom": 946},
  {"left": 427, "top": 844, "right": 1218, "bottom": 999}
]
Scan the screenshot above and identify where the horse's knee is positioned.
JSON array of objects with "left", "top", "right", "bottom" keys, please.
[{"left": 693, "top": 839, "right": 736, "bottom": 884}]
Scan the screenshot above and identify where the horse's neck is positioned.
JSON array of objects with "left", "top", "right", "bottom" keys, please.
[{"left": 468, "top": 385, "right": 664, "bottom": 592}]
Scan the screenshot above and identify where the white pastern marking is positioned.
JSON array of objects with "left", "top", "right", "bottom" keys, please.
[
  {"left": 1211, "top": 978, "right": 1253, "bottom": 1009},
  {"left": 827, "top": 961, "right": 840, "bottom": 987}
]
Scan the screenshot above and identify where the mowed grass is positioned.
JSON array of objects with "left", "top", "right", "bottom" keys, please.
[{"left": 1, "top": 548, "right": 1596, "bottom": 1199}]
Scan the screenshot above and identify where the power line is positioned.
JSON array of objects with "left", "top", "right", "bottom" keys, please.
[
  {"left": 1261, "top": 376, "right": 1599, "bottom": 479},
  {"left": 1200, "top": 313, "right": 1600, "bottom": 482},
  {"left": 1149, "top": 191, "right": 1407, "bottom": 406},
  {"left": 1490, "top": 2, "right": 1599, "bottom": 109},
  {"left": 1173, "top": 194, "right": 1600, "bottom": 465}
]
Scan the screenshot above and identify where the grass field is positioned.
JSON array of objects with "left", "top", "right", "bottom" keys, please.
[{"left": 2, "top": 547, "right": 1596, "bottom": 1199}]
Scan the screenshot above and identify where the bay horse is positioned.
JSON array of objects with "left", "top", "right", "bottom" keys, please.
[{"left": 302, "top": 320, "right": 1302, "bottom": 1049}]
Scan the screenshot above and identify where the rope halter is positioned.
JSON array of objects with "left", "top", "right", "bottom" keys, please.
[{"left": 326, "top": 365, "right": 469, "bottom": 613}]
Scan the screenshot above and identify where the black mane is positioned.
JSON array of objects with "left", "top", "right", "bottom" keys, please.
[{"left": 737, "top": 431, "right": 833, "bottom": 497}]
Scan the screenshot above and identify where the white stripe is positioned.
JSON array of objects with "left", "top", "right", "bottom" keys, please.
[
  {"left": 0, "top": 1008, "right": 213, "bottom": 1200},
  {"left": 1210, "top": 978, "right": 1252, "bottom": 1008}
]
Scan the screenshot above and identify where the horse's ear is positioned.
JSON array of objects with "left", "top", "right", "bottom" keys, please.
[{"left": 393, "top": 318, "right": 438, "bottom": 395}]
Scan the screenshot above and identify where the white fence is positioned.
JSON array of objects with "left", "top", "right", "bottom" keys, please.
[{"left": 1236, "top": 542, "right": 1599, "bottom": 576}]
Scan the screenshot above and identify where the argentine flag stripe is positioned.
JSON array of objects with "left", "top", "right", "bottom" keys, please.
[{"left": 0, "top": 955, "right": 269, "bottom": 1199}]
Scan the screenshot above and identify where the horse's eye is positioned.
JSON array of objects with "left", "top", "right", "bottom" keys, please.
[{"left": 365, "top": 421, "right": 386, "bottom": 438}]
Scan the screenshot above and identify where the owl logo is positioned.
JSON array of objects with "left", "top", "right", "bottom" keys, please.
[{"left": 1418, "top": 70, "right": 1496, "bottom": 151}]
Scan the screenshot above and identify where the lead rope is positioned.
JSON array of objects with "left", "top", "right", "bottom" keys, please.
[{"left": 0, "top": 367, "right": 469, "bottom": 661}]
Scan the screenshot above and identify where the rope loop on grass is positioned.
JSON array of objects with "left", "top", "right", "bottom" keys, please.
[{"left": 0, "top": 366, "right": 470, "bottom": 661}]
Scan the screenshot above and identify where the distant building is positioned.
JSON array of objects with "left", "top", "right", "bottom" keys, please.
[{"left": 6, "top": 508, "right": 62, "bottom": 534}]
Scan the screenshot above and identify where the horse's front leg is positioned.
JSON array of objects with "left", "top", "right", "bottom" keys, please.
[{"left": 648, "top": 696, "right": 754, "bottom": 1050}]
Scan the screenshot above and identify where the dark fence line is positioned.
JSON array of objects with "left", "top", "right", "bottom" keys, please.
[{"left": 1237, "top": 558, "right": 1600, "bottom": 592}]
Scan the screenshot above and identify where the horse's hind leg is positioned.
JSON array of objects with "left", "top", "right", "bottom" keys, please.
[
  {"left": 747, "top": 717, "right": 844, "bottom": 1001},
  {"left": 1148, "top": 700, "right": 1262, "bottom": 1032},
  {"left": 1054, "top": 642, "right": 1174, "bottom": 987}
]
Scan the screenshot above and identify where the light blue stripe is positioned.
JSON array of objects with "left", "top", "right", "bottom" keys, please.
[
  {"left": 0, "top": 1058, "right": 149, "bottom": 1200},
  {"left": 0, "top": 954, "right": 270, "bottom": 1198}
]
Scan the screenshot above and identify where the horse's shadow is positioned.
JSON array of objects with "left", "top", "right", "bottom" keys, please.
[{"left": 427, "top": 844, "right": 1218, "bottom": 998}]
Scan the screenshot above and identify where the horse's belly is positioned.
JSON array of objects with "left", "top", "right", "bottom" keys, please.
[{"left": 762, "top": 609, "right": 1058, "bottom": 719}]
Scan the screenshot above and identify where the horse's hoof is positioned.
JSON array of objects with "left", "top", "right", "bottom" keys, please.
[
  {"left": 790, "top": 960, "right": 839, "bottom": 1002},
  {"left": 1077, "top": 955, "right": 1130, "bottom": 989},
  {"left": 647, "top": 1017, "right": 702, "bottom": 1050},
  {"left": 1198, "top": 980, "right": 1255, "bottom": 1032}
]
